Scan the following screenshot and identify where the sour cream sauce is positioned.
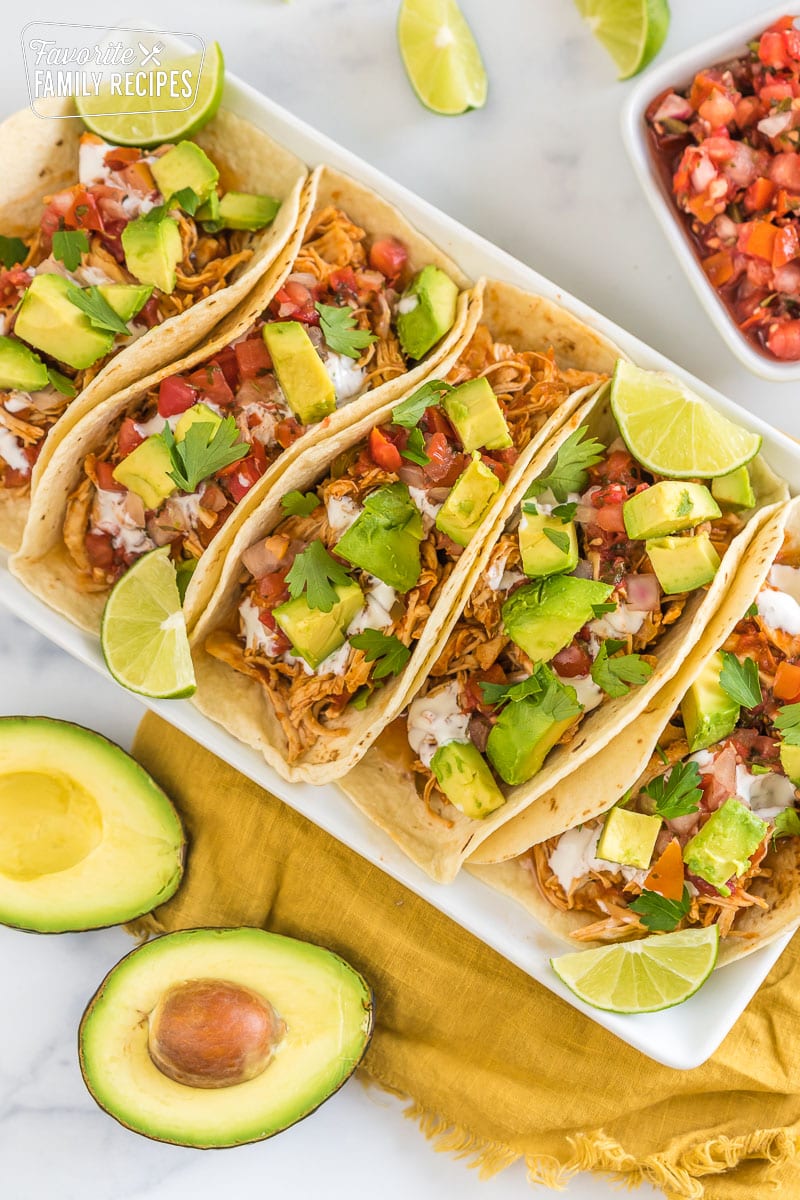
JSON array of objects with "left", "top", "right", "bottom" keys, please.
[{"left": 407, "top": 681, "right": 470, "bottom": 768}]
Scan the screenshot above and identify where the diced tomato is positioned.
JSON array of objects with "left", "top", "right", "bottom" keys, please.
[
  {"left": 368, "top": 237, "right": 408, "bottom": 281},
  {"left": 698, "top": 89, "right": 736, "bottom": 129},
  {"left": 699, "top": 743, "right": 738, "bottom": 812},
  {"left": 463, "top": 663, "right": 507, "bottom": 714},
  {"left": 137, "top": 294, "right": 162, "bottom": 329},
  {"left": 0, "top": 266, "right": 33, "bottom": 305},
  {"left": 601, "top": 449, "right": 639, "bottom": 486},
  {"left": 769, "top": 152, "right": 800, "bottom": 192},
  {"left": 271, "top": 280, "right": 319, "bottom": 324},
  {"left": 85, "top": 531, "right": 116, "bottom": 569},
  {"left": 480, "top": 453, "right": 510, "bottom": 483},
  {"left": 118, "top": 417, "right": 144, "bottom": 457},
  {"left": 327, "top": 267, "right": 358, "bottom": 298},
  {"left": 257, "top": 570, "right": 290, "bottom": 607},
  {"left": 774, "top": 660, "right": 800, "bottom": 702},
  {"left": 689, "top": 69, "right": 723, "bottom": 111},
  {"left": 186, "top": 363, "right": 235, "bottom": 407},
  {"left": 275, "top": 417, "right": 304, "bottom": 448},
  {"left": 209, "top": 345, "right": 240, "bottom": 390},
  {"left": 734, "top": 95, "right": 763, "bottom": 128},
  {"left": 760, "top": 30, "right": 791, "bottom": 70},
  {"left": 2, "top": 465, "right": 31, "bottom": 488},
  {"left": 737, "top": 220, "right": 778, "bottom": 261},
  {"left": 258, "top": 610, "right": 291, "bottom": 651},
  {"left": 644, "top": 839, "right": 684, "bottom": 901},
  {"left": 760, "top": 82, "right": 796, "bottom": 105},
  {"left": 551, "top": 640, "right": 593, "bottom": 678},
  {"left": 743, "top": 176, "right": 775, "bottom": 214},
  {"left": 773, "top": 225, "right": 800, "bottom": 267},
  {"left": 234, "top": 336, "right": 272, "bottom": 380},
  {"left": 423, "top": 431, "right": 464, "bottom": 486},
  {"left": 225, "top": 455, "right": 264, "bottom": 503},
  {"left": 65, "top": 188, "right": 105, "bottom": 233},
  {"left": 94, "top": 460, "right": 125, "bottom": 492},
  {"left": 157, "top": 375, "right": 198, "bottom": 417},
  {"left": 767, "top": 318, "right": 800, "bottom": 360},
  {"left": 369, "top": 426, "right": 402, "bottom": 472},
  {"left": 423, "top": 405, "right": 457, "bottom": 438}
]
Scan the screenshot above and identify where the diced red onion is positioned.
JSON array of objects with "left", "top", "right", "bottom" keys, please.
[
  {"left": 241, "top": 535, "right": 289, "bottom": 578},
  {"left": 624, "top": 572, "right": 661, "bottom": 611}
]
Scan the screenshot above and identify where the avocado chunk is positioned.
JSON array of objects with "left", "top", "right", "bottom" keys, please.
[
  {"left": 596, "top": 806, "right": 662, "bottom": 869},
  {"left": 217, "top": 192, "right": 281, "bottom": 230},
  {"left": 0, "top": 716, "right": 183, "bottom": 932},
  {"left": 196, "top": 191, "right": 221, "bottom": 224},
  {"left": 150, "top": 141, "right": 220, "bottom": 204},
  {"left": 442, "top": 377, "right": 512, "bottom": 452},
  {"left": 502, "top": 575, "right": 614, "bottom": 664},
  {"left": 396, "top": 264, "right": 458, "bottom": 360},
  {"left": 430, "top": 740, "right": 506, "bottom": 818},
  {"left": 97, "top": 283, "right": 153, "bottom": 322},
  {"left": 646, "top": 533, "right": 721, "bottom": 595},
  {"left": 0, "top": 336, "right": 49, "bottom": 391},
  {"left": 78, "top": 927, "right": 374, "bottom": 1148},
  {"left": 14, "top": 274, "right": 114, "bottom": 370},
  {"left": 261, "top": 321, "right": 336, "bottom": 424},
  {"left": 683, "top": 798, "right": 767, "bottom": 895},
  {"left": 780, "top": 743, "right": 800, "bottom": 786},
  {"left": 174, "top": 401, "right": 222, "bottom": 443},
  {"left": 273, "top": 581, "right": 363, "bottom": 669},
  {"left": 121, "top": 213, "right": 183, "bottom": 294},
  {"left": 486, "top": 674, "right": 581, "bottom": 785},
  {"left": 680, "top": 650, "right": 740, "bottom": 753},
  {"left": 112, "top": 434, "right": 175, "bottom": 510},
  {"left": 518, "top": 507, "right": 579, "bottom": 577},
  {"left": 623, "top": 482, "right": 721, "bottom": 540},
  {"left": 712, "top": 466, "right": 756, "bottom": 512},
  {"left": 335, "top": 483, "right": 423, "bottom": 592},
  {"left": 435, "top": 454, "right": 501, "bottom": 547}
]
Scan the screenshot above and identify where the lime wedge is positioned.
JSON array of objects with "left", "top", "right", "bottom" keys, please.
[
  {"left": 101, "top": 547, "right": 196, "bottom": 699},
  {"left": 551, "top": 926, "right": 718, "bottom": 1014},
  {"left": 75, "top": 43, "right": 224, "bottom": 146},
  {"left": 574, "top": 0, "right": 670, "bottom": 80},
  {"left": 398, "top": 0, "right": 487, "bottom": 116},
  {"left": 610, "top": 360, "right": 762, "bottom": 479}
]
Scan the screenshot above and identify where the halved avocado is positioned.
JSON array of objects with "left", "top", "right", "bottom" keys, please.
[
  {"left": 0, "top": 717, "right": 184, "bottom": 932},
  {"left": 79, "top": 927, "right": 375, "bottom": 1147}
]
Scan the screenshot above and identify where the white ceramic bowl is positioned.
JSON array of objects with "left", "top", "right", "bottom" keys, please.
[{"left": 622, "top": 5, "right": 800, "bottom": 382}]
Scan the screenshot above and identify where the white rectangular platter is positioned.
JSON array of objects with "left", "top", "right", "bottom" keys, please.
[{"left": 2, "top": 58, "right": 798, "bottom": 1069}]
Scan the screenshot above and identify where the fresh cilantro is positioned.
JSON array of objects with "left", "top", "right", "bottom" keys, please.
[
  {"left": 540, "top": 672, "right": 583, "bottom": 722},
  {"left": 400, "top": 426, "right": 430, "bottom": 466},
  {"left": 160, "top": 416, "right": 248, "bottom": 495},
  {"left": 66, "top": 285, "right": 130, "bottom": 336},
  {"left": 775, "top": 703, "right": 800, "bottom": 746},
  {"left": 351, "top": 686, "right": 372, "bottom": 710},
  {"left": 676, "top": 488, "right": 693, "bottom": 518},
  {"left": 629, "top": 886, "right": 691, "bottom": 932},
  {"left": 719, "top": 651, "right": 762, "bottom": 709},
  {"left": 643, "top": 760, "right": 702, "bottom": 819},
  {"left": 315, "top": 302, "right": 377, "bottom": 359},
  {"left": 478, "top": 664, "right": 582, "bottom": 721},
  {"left": 521, "top": 499, "right": 539, "bottom": 515},
  {"left": 750, "top": 764, "right": 771, "bottom": 775},
  {"left": 745, "top": 602, "right": 759, "bottom": 618},
  {"left": 52, "top": 229, "right": 89, "bottom": 272},
  {"left": 175, "top": 557, "right": 198, "bottom": 603},
  {"left": 655, "top": 744, "right": 670, "bottom": 766},
  {"left": 591, "top": 642, "right": 653, "bottom": 698},
  {"left": 138, "top": 204, "right": 168, "bottom": 225},
  {"left": 591, "top": 602, "right": 616, "bottom": 618},
  {"left": 479, "top": 679, "right": 514, "bottom": 706},
  {"left": 171, "top": 187, "right": 201, "bottom": 216},
  {"left": 47, "top": 368, "right": 77, "bottom": 398},
  {"left": 543, "top": 527, "right": 570, "bottom": 554},
  {"left": 391, "top": 379, "right": 454, "bottom": 427},
  {"left": 551, "top": 502, "right": 577, "bottom": 523},
  {"left": 285, "top": 540, "right": 353, "bottom": 613},
  {"left": 0, "top": 235, "right": 27, "bottom": 269},
  {"left": 479, "top": 673, "right": 544, "bottom": 708},
  {"left": 524, "top": 427, "right": 606, "bottom": 504},
  {"left": 281, "top": 490, "right": 321, "bottom": 517},
  {"left": 772, "top": 808, "right": 800, "bottom": 844},
  {"left": 349, "top": 629, "right": 411, "bottom": 679}
]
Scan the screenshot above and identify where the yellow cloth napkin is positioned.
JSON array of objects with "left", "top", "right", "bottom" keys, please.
[{"left": 132, "top": 712, "right": 800, "bottom": 1199}]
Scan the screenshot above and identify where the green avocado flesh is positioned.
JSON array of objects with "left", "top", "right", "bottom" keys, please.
[
  {"left": 396, "top": 264, "right": 458, "bottom": 360},
  {"left": 680, "top": 650, "right": 740, "bottom": 754},
  {"left": 122, "top": 214, "right": 183, "bottom": 294},
  {"left": 430, "top": 740, "right": 505, "bottom": 818},
  {"left": 79, "top": 927, "right": 374, "bottom": 1148},
  {"left": 217, "top": 192, "right": 281, "bottom": 230},
  {"left": 14, "top": 275, "right": 114, "bottom": 370},
  {"left": 645, "top": 533, "right": 720, "bottom": 595},
  {"left": 623, "top": 482, "right": 720, "bottom": 541},
  {"left": 486, "top": 673, "right": 581, "bottom": 786},
  {"left": 0, "top": 717, "right": 184, "bottom": 932},
  {"left": 596, "top": 806, "right": 661, "bottom": 869},
  {"left": 0, "top": 336, "right": 49, "bottom": 391},
  {"left": 712, "top": 466, "right": 755, "bottom": 511},
  {"left": 335, "top": 482, "right": 423, "bottom": 591},
  {"left": 261, "top": 321, "right": 335, "bottom": 424},
  {"left": 150, "top": 141, "right": 219, "bottom": 204},
  {"left": 502, "top": 575, "right": 613, "bottom": 664},
  {"left": 683, "top": 798, "right": 767, "bottom": 895}
]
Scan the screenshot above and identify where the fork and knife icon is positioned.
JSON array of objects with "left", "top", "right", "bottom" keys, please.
[{"left": 138, "top": 41, "right": 163, "bottom": 67}]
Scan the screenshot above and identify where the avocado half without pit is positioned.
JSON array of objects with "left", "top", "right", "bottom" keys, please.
[
  {"left": 79, "top": 928, "right": 375, "bottom": 1147},
  {"left": 0, "top": 717, "right": 184, "bottom": 933}
]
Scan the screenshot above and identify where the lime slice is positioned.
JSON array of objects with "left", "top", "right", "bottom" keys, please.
[
  {"left": 551, "top": 926, "right": 719, "bottom": 1014},
  {"left": 398, "top": 0, "right": 487, "bottom": 116},
  {"left": 610, "top": 360, "right": 762, "bottom": 479},
  {"left": 101, "top": 547, "right": 196, "bottom": 699},
  {"left": 75, "top": 43, "right": 224, "bottom": 146},
  {"left": 574, "top": 0, "right": 670, "bottom": 80}
]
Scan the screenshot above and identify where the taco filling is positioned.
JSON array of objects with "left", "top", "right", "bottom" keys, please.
[{"left": 0, "top": 131, "right": 281, "bottom": 495}]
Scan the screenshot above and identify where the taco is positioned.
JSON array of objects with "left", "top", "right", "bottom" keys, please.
[
  {"left": 467, "top": 497, "right": 800, "bottom": 965},
  {"left": 0, "top": 97, "right": 307, "bottom": 549},
  {"left": 338, "top": 384, "right": 787, "bottom": 882},
  {"left": 185, "top": 278, "right": 619, "bottom": 782},
  {"left": 11, "top": 165, "right": 475, "bottom": 626}
]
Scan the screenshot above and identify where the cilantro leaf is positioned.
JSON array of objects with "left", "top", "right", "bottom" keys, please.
[
  {"left": 478, "top": 664, "right": 582, "bottom": 721},
  {"left": 524, "top": 427, "right": 606, "bottom": 504},
  {"left": 643, "top": 760, "right": 702, "bottom": 819},
  {"left": 521, "top": 499, "right": 539, "bottom": 515},
  {"left": 285, "top": 540, "right": 353, "bottom": 613},
  {"left": 391, "top": 379, "right": 454, "bottom": 427},
  {"left": 591, "top": 602, "right": 616, "bottom": 618},
  {"left": 676, "top": 488, "right": 693, "bottom": 518},
  {"left": 351, "top": 686, "right": 372, "bottom": 710},
  {"left": 47, "top": 368, "right": 77, "bottom": 398},
  {"left": 591, "top": 642, "right": 653, "bottom": 698},
  {"left": 281, "top": 490, "right": 321, "bottom": 517},
  {"left": 52, "top": 229, "right": 89, "bottom": 272},
  {"left": 66, "top": 285, "right": 130, "bottom": 336},
  {"left": 400, "top": 426, "right": 430, "bottom": 466},
  {"left": 773, "top": 808, "right": 800, "bottom": 844},
  {"left": 315, "top": 302, "right": 377, "bottom": 359},
  {"left": 479, "top": 679, "right": 514, "bottom": 706},
  {"left": 719, "top": 651, "right": 762, "bottom": 709},
  {"left": 745, "top": 602, "right": 758, "bottom": 618},
  {"left": 350, "top": 629, "right": 411, "bottom": 679},
  {"left": 171, "top": 187, "right": 201, "bottom": 216},
  {"left": 0, "top": 235, "right": 27, "bottom": 269},
  {"left": 551, "top": 502, "right": 577, "bottom": 523},
  {"left": 775, "top": 703, "right": 800, "bottom": 747},
  {"left": 161, "top": 416, "right": 248, "bottom": 495},
  {"left": 629, "top": 886, "right": 691, "bottom": 932},
  {"left": 543, "top": 527, "right": 570, "bottom": 554}
]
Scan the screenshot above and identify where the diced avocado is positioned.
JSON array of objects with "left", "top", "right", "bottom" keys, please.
[
  {"left": 174, "top": 402, "right": 222, "bottom": 443},
  {"left": 680, "top": 650, "right": 740, "bottom": 753},
  {"left": 335, "top": 483, "right": 423, "bottom": 592},
  {"left": 623, "top": 482, "right": 721, "bottom": 540},
  {"left": 96, "top": 283, "right": 153, "bottom": 323},
  {"left": 112, "top": 435, "right": 175, "bottom": 510},
  {"left": 646, "top": 533, "right": 720, "bottom": 595},
  {"left": 518, "top": 508, "right": 579, "bottom": 578},
  {"left": 712, "top": 466, "right": 756, "bottom": 512},
  {"left": 502, "top": 575, "right": 614, "bottom": 664},
  {"left": 261, "top": 321, "right": 335, "bottom": 425},
  {"left": 217, "top": 192, "right": 281, "bottom": 230},
  {"left": 442, "top": 377, "right": 512, "bottom": 453},
  {"left": 430, "top": 740, "right": 506, "bottom": 818},
  {"left": 780, "top": 743, "right": 800, "bottom": 786},
  {"left": 396, "top": 265, "right": 458, "bottom": 360},
  {"left": 150, "top": 141, "right": 220, "bottom": 204},
  {"left": 273, "top": 582, "right": 363, "bottom": 670},
  {"left": 683, "top": 798, "right": 767, "bottom": 896},
  {"left": 435, "top": 454, "right": 501, "bottom": 547},
  {"left": 0, "top": 336, "right": 49, "bottom": 391},
  {"left": 596, "top": 806, "right": 662, "bottom": 869},
  {"left": 196, "top": 191, "right": 221, "bottom": 224},
  {"left": 121, "top": 214, "right": 183, "bottom": 294},
  {"left": 14, "top": 275, "right": 113, "bottom": 370},
  {"left": 486, "top": 681, "right": 581, "bottom": 786}
]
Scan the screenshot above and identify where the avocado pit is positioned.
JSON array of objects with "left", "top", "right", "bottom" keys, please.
[{"left": 147, "top": 978, "right": 285, "bottom": 1089}]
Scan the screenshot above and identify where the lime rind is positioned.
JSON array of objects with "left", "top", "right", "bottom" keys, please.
[
  {"left": 398, "top": 0, "right": 487, "bottom": 116},
  {"left": 575, "top": 0, "right": 670, "bottom": 81}
]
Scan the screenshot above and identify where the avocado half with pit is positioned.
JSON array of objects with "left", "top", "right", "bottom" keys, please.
[
  {"left": 0, "top": 717, "right": 184, "bottom": 932},
  {"left": 79, "top": 927, "right": 375, "bottom": 1147}
]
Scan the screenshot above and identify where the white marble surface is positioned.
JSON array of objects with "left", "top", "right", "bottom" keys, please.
[{"left": 0, "top": 1, "right": 789, "bottom": 1196}]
